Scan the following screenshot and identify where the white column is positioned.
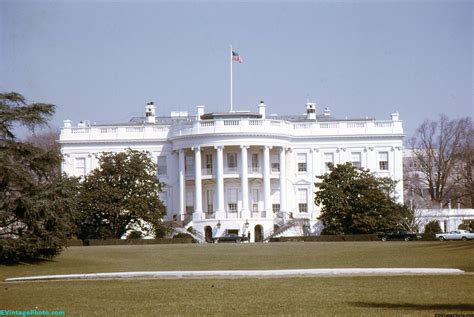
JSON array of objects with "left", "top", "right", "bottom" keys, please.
[
  {"left": 393, "top": 146, "right": 404, "bottom": 203},
  {"left": 193, "top": 146, "right": 203, "bottom": 220},
  {"left": 279, "top": 147, "right": 286, "bottom": 215},
  {"left": 178, "top": 149, "right": 186, "bottom": 220},
  {"left": 263, "top": 146, "right": 272, "bottom": 218},
  {"left": 215, "top": 146, "right": 225, "bottom": 218},
  {"left": 241, "top": 145, "right": 250, "bottom": 219}
]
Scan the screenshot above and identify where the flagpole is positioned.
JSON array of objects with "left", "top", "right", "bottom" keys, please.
[{"left": 230, "top": 45, "right": 233, "bottom": 112}]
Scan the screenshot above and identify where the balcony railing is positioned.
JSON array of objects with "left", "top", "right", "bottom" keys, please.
[
  {"left": 61, "top": 125, "right": 170, "bottom": 141},
  {"left": 61, "top": 117, "right": 402, "bottom": 142},
  {"left": 249, "top": 167, "right": 261, "bottom": 174},
  {"left": 202, "top": 168, "right": 213, "bottom": 176},
  {"left": 224, "top": 167, "right": 238, "bottom": 174},
  {"left": 168, "top": 118, "right": 402, "bottom": 139}
]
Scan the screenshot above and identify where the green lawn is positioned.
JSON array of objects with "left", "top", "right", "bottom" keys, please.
[{"left": 1, "top": 242, "right": 473, "bottom": 316}]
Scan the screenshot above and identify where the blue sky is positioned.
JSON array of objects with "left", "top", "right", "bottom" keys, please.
[{"left": 1, "top": 0, "right": 472, "bottom": 139}]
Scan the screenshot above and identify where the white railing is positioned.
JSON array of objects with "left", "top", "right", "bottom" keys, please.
[
  {"left": 126, "top": 127, "right": 144, "bottom": 133},
  {"left": 224, "top": 120, "right": 239, "bottom": 126},
  {"left": 251, "top": 211, "right": 265, "bottom": 218},
  {"left": 202, "top": 168, "right": 213, "bottom": 176},
  {"left": 293, "top": 123, "right": 312, "bottom": 129},
  {"left": 347, "top": 122, "right": 366, "bottom": 128},
  {"left": 166, "top": 118, "right": 401, "bottom": 139},
  {"left": 225, "top": 167, "right": 238, "bottom": 174},
  {"left": 200, "top": 121, "right": 215, "bottom": 127},
  {"left": 375, "top": 122, "right": 393, "bottom": 128},
  {"left": 100, "top": 128, "right": 117, "bottom": 134},
  {"left": 71, "top": 128, "right": 89, "bottom": 134},
  {"left": 60, "top": 125, "right": 171, "bottom": 141},
  {"left": 248, "top": 167, "right": 261, "bottom": 174},
  {"left": 249, "top": 120, "right": 263, "bottom": 126},
  {"left": 319, "top": 123, "right": 339, "bottom": 129},
  {"left": 61, "top": 118, "right": 401, "bottom": 142}
]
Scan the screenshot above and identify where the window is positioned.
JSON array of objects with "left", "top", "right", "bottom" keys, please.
[
  {"left": 227, "top": 188, "right": 238, "bottom": 212},
  {"left": 297, "top": 153, "right": 307, "bottom": 172},
  {"left": 206, "top": 190, "right": 213, "bottom": 213},
  {"left": 185, "top": 155, "right": 194, "bottom": 175},
  {"left": 227, "top": 153, "right": 237, "bottom": 172},
  {"left": 323, "top": 153, "right": 334, "bottom": 172},
  {"left": 157, "top": 156, "right": 167, "bottom": 175},
  {"left": 271, "top": 189, "right": 280, "bottom": 213},
  {"left": 379, "top": 152, "right": 389, "bottom": 170},
  {"left": 251, "top": 189, "right": 259, "bottom": 212},
  {"left": 251, "top": 153, "right": 259, "bottom": 173},
  {"left": 186, "top": 190, "right": 194, "bottom": 214},
  {"left": 205, "top": 154, "right": 213, "bottom": 174},
  {"left": 75, "top": 157, "right": 86, "bottom": 177},
  {"left": 271, "top": 154, "right": 280, "bottom": 172},
  {"left": 350, "top": 152, "right": 361, "bottom": 169},
  {"left": 272, "top": 204, "right": 280, "bottom": 213},
  {"left": 298, "top": 189, "right": 308, "bottom": 213},
  {"left": 161, "top": 190, "right": 168, "bottom": 214}
]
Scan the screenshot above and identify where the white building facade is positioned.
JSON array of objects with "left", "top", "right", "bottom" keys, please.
[{"left": 59, "top": 102, "right": 404, "bottom": 242}]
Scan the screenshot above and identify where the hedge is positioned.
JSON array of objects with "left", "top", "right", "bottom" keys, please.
[
  {"left": 66, "top": 237, "right": 193, "bottom": 247},
  {"left": 270, "top": 233, "right": 437, "bottom": 242}
]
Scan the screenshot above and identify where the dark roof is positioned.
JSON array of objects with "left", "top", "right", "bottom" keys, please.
[
  {"left": 270, "top": 114, "right": 375, "bottom": 122},
  {"left": 201, "top": 112, "right": 262, "bottom": 120},
  {"left": 88, "top": 112, "right": 375, "bottom": 127}
]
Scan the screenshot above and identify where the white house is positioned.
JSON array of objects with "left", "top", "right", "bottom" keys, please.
[{"left": 59, "top": 101, "right": 405, "bottom": 242}]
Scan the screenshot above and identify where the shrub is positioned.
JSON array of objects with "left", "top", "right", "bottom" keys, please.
[
  {"left": 458, "top": 223, "right": 473, "bottom": 231},
  {"left": 126, "top": 230, "right": 143, "bottom": 239},
  {"left": 173, "top": 233, "right": 193, "bottom": 240},
  {"left": 424, "top": 220, "right": 442, "bottom": 233}
]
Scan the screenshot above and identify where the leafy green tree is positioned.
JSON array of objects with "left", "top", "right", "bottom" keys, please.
[
  {"left": 315, "top": 163, "right": 411, "bottom": 234},
  {"left": 424, "top": 220, "right": 442, "bottom": 234},
  {"left": 0, "top": 92, "right": 79, "bottom": 264},
  {"left": 77, "top": 149, "right": 166, "bottom": 240}
]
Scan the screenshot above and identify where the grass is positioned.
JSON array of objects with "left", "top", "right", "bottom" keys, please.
[{"left": 1, "top": 241, "right": 473, "bottom": 316}]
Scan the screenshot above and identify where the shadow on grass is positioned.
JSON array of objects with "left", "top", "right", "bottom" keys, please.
[
  {"left": 351, "top": 302, "right": 474, "bottom": 311},
  {"left": 1, "top": 258, "right": 55, "bottom": 267},
  {"left": 413, "top": 242, "right": 474, "bottom": 251}
]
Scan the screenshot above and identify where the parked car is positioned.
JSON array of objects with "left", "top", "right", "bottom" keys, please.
[
  {"left": 213, "top": 233, "right": 246, "bottom": 243},
  {"left": 435, "top": 230, "right": 474, "bottom": 241},
  {"left": 377, "top": 230, "right": 421, "bottom": 241}
]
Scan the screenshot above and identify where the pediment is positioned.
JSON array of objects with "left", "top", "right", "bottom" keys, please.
[{"left": 294, "top": 179, "right": 312, "bottom": 186}]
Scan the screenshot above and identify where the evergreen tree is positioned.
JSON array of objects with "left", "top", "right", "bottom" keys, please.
[
  {"left": 0, "top": 92, "right": 79, "bottom": 264},
  {"left": 424, "top": 220, "right": 442, "bottom": 234},
  {"left": 77, "top": 149, "right": 166, "bottom": 240},
  {"left": 315, "top": 163, "right": 410, "bottom": 234}
]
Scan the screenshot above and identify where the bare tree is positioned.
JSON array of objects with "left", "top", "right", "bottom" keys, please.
[
  {"left": 24, "top": 129, "right": 61, "bottom": 177},
  {"left": 24, "top": 129, "right": 60, "bottom": 152},
  {"left": 407, "top": 115, "right": 473, "bottom": 208},
  {"left": 453, "top": 123, "right": 474, "bottom": 207}
]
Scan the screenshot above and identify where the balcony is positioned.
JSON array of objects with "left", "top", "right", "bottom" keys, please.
[
  {"left": 60, "top": 117, "right": 402, "bottom": 143},
  {"left": 60, "top": 125, "right": 170, "bottom": 142},
  {"left": 202, "top": 168, "right": 214, "bottom": 176},
  {"left": 248, "top": 166, "right": 261, "bottom": 174},
  {"left": 224, "top": 167, "right": 238, "bottom": 174},
  {"left": 169, "top": 118, "right": 403, "bottom": 139}
]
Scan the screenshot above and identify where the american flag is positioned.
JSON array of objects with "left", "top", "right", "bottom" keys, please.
[{"left": 232, "top": 51, "right": 242, "bottom": 63}]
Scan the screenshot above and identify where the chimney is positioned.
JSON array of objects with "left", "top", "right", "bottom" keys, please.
[
  {"left": 323, "top": 107, "right": 331, "bottom": 117},
  {"left": 145, "top": 102, "right": 156, "bottom": 124},
  {"left": 63, "top": 120, "right": 72, "bottom": 128},
  {"left": 258, "top": 101, "right": 266, "bottom": 119},
  {"left": 196, "top": 105, "right": 205, "bottom": 120},
  {"left": 305, "top": 102, "right": 316, "bottom": 120},
  {"left": 391, "top": 112, "right": 399, "bottom": 121}
]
